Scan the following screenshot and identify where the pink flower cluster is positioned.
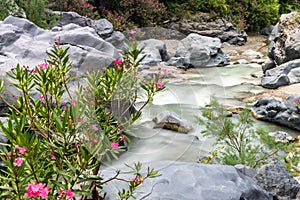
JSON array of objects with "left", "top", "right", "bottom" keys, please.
[
  {"left": 38, "top": 63, "right": 49, "bottom": 69},
  {"left": 7, "top": 145, "right": 26, "bottom": 167},
  {"left": 132, "top": 175, "right": 144, "bottom": 185},
  {"left": 294, "top": 99, "right": 300, "bottom": 105},
  {"left": 59, "top": 188, "right": 74, "bottom": 199},
  {"left": 24, "top": 183, "right": 50, "bottom": 199}
]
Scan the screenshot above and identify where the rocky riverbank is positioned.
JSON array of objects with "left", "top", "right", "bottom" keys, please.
[{"left": 1, "top": 11, "right": 300, "bottom": 199}]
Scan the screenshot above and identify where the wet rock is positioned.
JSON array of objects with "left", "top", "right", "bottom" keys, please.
[
  {"left": 138, "top": 39, "right": 170, "bottom": 66},
  {"left": 173, "top": 33, "right": 229, "bottom": 68},
  {"left": 0, "top": 16, "right": 118, "bottom": 115},
  {"left": 261, "top": 59, "right": 300, "bottom": 88},
  {"left": 102, "top": 161, "right": 272, "bottom": 200},
  {"left": 251, "top": 97, "right": 300, "bottom": 131},
  {"left": 254, "top": 161, "right": 300, "bottom": 200},
  {"left": 268, "top": 131, "right": 294, "bottom": 143},
  {"left": 152, "top": 111, "right": 193, "bottom": 133},
  {"left": 58, "top": 11, "right": 114, "bottom": 38}
]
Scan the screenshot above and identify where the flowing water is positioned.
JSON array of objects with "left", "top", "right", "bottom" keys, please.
[{"left": 104, "top": 63, "right": 300, "bottom": 169}]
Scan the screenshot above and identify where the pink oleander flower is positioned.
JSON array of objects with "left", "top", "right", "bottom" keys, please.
[
  {"left": 294, "top": 99, "right": 300, "bottom": 105},
  {"left": 156, "top": 80, "right": 164, "bottom": 89},
  {"left": 71, "top": 99, "right": 78, "bottom": 105},
  {"left": 32, "top": 68, "right": 38, "bottom": 74},
  {"left": 162, "top": 69, "right": 168, "bottom": 76},
  {"left": 38, "top": 63, "right": 48, "bottom": 69},
  {"left": 120, "top": 134, "right": 126, "bottom": 141},
  {"left": 39, "top": 95, "right": 44, "bottom": 100},
  {"left": 7, "top": 152, "right": 12, "bottom": 157},
  {"left": 18, "top": 147, "right": 26, "bottom": 155},
  {"left": 129, "top": 29, "right": 136, "bottom": 35},
  {"left": 24, "top": 183, "right": 50, "bottom": 199},
  {"left": 114, "top": 58, "right": 122, "bottom": 66},
  {"left": 65, "top": 189, "right": 74, "bottom": 198},
  {"left": 132, "top": 175, "right": 144, "bottom": 184},
  {"left": 59, "top": 188, "right": 74, "bottom": 199},
  {"left": 50, "top": 154, "right": 56, "bottom": 160},
  {"left": 76, "top": 118, "right": 83, "bottom": 123},
  {"left": 13, "top": 157, "right": 23, "bottom": 167},
  {"left": 92, "top": 124, "right": 98, "bottom": 131},
  {"left": 13, "top": 145, "right": 19, "bottom": 150},
  {"left": 111, "top": 142, "right": 119, "bottom": 150}
]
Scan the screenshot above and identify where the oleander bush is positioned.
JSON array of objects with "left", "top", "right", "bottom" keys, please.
[{"left": 0, "top": 41, "right": 164, "bottom": 199}]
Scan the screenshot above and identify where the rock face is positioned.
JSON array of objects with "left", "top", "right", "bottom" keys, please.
[
  {"left": 251, "top": 97, "right": 300, "bottom": 131},
  {"left": 102, "top": 161, "right": 272, "bottom": 200},
  {"left": 170, "top": 33, "right": 229, "bottom": 68},
  {"left": 168, "top": 12, "right": 247, "bottom": 45},
  {"left": 254, "top": 161, "right": 300, "bottom": 200},
  {"left": 262, "top": 12, "right": 300, "bottom": 88},
  {"left": 0, "top": 16, "right": 118, "bottom": 115},
  {"left": 58, "top": 11, "right": 114, "bottom": 38},
  {"left": 261, "top": 59, "right": 300, "bottom": 89},
  {"left": 138, "top": 39, "right": 170, "bottom": 66},
  {"left": 152, "top": 111, "right": 193, "bottom": 133}
]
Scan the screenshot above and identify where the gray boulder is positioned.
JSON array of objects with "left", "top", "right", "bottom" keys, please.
[
  {"left": 254, "top": 161, "right": 300, "bottom": 200},
  {"left": 262, "top": 12, "right": 300, "bottom": 88},
  {"left": 105, "top": 31, "right": 128, "bottom": 50},
  {"left": 261, "top": 59, "right": 300, "bottom": 88},
  {"left": 168, "top": 12, "right": 247, "bottom": 45},
  {"left": 102, "top": 161, "right": 272, "bottom": 200},
  {"left": 251, "top": 97, "right": 300, "bottom": 131},
  {"left": 267, "top": 12, "right": 300, "bottom": 66},
  {"left": 58, "top": 11, "right": 114, "bottom": 38},
  {"left": 138, "top": 39, "right": 170, "bottom": 66},
  {"left": 152, "top": 111, "right": 193, "bottom": 133},
  {"left": 0, "top": 16, "right": 118, "bottom": 115},
  {"left": 172, "top": 33, "right": 229, "bottom": 68}
]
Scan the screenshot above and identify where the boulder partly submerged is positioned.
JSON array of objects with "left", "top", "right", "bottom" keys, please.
[
  {"left": 251, "top": 96, "right": 300, "bottom": 131},
  {"left": 152, "top": 111, "right": 193, "bottom": 133},
  {"left": 102, "top": 161, "right": 272, "bottom": 200}
]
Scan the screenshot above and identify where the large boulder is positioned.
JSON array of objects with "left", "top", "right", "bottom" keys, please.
[
  {"left": 58, "top": 11, "right": 114, "bottom": 38},
  {"left": 262, "top": 12, "right": 300, "bottom": 88},
  {"left": 102, "top": 161, "right": 272, "bottom": 200},
  {"left": 261, "top": 59, "right": 300, "bottom": 88},
  {"left": 254, "top": 161, "right": 300, "bottom": 200},
  {"left": 267, "top": 12, "right": 300, "bottom": 66},
  {"left": 0, "top": 16, "right": 118, "bottom": 115},
  {"left": 170, "top": 33, "right": 229, "bottom": 68},
  {"left": 138, "top": 39, "right": 170, "bottom": 66},
  {"left": 168, "top": 12, "right": 247, "bottom": 45},
  {"left": 251, "top": 97, "right": 300, "bottom": 131}
]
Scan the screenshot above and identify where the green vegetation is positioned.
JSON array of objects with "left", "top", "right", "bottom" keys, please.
[
  {"left": 198, "top": 98, "right": 300, "bottom": 175},
  {"left": 0, "top": 42, "right": 163, "bottom": 199},
  {"left": 1, "top": 0, "right": 300, "bottom": 31}
]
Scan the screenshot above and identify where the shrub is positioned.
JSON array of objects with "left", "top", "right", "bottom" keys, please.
[
  {"left": 198, "top": 98, "right": 299, "bottom": 172},
  {"left": 48, "top": 0, "right": 99, "bottom": 19},
  {"left": 0, "top": 42, "right": 163, "bottom": 199},
  {"left": 100, "top": 8, "right": 136, "bottom": 31}
]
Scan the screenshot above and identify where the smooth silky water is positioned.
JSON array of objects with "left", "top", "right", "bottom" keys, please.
[{"left": 104, "top": 64, "right": 300, "bottom": 169}]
